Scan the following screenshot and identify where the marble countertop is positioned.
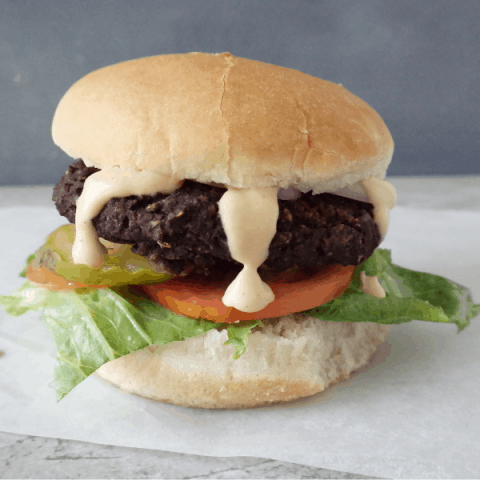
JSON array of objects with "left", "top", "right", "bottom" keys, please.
[{"left": 1, "top": 175, "right": 479, "bottom": 479}]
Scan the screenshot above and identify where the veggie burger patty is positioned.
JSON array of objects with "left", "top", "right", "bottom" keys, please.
[{"left": 53, "top": 159, "right": 382, "bottom": 279}]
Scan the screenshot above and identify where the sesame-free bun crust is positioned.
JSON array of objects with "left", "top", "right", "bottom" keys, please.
[
  {"left": 52, "top": 53, "right": 394, "bottom": 193},
  {"left": 95, "top": 314, "right": 391, "bottom": 409}
]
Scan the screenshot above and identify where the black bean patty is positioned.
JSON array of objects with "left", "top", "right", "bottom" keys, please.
[{"left": 53, "top": 159, "right": 381, "bottom": 279}]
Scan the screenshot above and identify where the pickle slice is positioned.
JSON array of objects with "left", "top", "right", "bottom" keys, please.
[{"left": 31, "top": 225, "right": 172, "bottom": 287}]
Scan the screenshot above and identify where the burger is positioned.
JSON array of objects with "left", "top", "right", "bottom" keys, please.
[{"left": 1, "top": 53, "right": 478, "bottom": 409}]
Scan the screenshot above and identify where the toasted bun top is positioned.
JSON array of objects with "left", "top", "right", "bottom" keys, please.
[{"left": 52, "top": 52, "right": 393, "bottom": 192}]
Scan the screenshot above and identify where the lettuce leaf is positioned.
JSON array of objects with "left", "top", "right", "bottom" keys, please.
[
  {"left": 19, "top": 254, "right": 36, "bottom": 278},
  {"left": 304, "top": 249, "right": 480, "bottom": 331},
  {"left": 1, "top": 248, "right": 478, "bottom": 400},
  {"left": 30, "top": 224, "right": 172, "bottom": 286},
  {"left": 0, "top": 281, "right": 261, "bottom": 400}
]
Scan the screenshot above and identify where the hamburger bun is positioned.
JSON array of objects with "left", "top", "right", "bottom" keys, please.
[
  {"left": 96, "top": 315, "right": 391, "bottom": 409},
  {"left": 52, "top": 52, "right": 393, "bottom": 193}
]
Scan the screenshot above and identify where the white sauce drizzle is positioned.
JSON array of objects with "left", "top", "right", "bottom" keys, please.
[
  {"left": 72, "top": 168, "right": 396, "bottom": 305},
  {"left": 73, "top": 167, "right": 182, "bottom": 267},
  {"left": 360, "top": 271, "right": 386, "bottom": 298},
  {"left": 360, "top": 177, "right": 397, "bottom": 240},
  {"left": 357, "top": 176, "right": 397, "bottom": 299},
  {"left": 218, "top": 186, "right": 280, "bottom": 312}
]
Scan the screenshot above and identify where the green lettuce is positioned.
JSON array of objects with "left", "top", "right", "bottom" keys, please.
[
  {"left": 1, "top": 247, "right": 478, "bottom": 400},
  {"left": 304, "top": 249, "right": 480, "bottom": 331},
  {"left": 0, "top": 281, "right": 261, "bottom": 400}
]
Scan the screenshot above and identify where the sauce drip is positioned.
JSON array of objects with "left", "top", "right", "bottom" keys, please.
[
  {"left": 360, "top": 177, "right": 397, "bottom": 240},
  {"left": 218, "top": 186, "right": 280, "bottom": 312},
  {"left": 360, "top": 271, "right": 386, "bottom": 298},
  {"left": 357, "top": 176, "right": 396, "bottom": 299},
  {"left": 73, "top": 167, "right": 182, "bottom": 267}
]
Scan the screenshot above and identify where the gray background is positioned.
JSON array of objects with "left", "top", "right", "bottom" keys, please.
[{"left": 1, "top": 0, "right": 479, "bottom": 186}]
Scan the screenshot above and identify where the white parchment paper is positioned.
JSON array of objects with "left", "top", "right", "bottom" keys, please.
[{"left": 0, "top": 205, "right": 479, "bottom": 479}]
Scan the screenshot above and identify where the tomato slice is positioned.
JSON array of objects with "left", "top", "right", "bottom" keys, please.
[
  {"left": 139, "top": 265, "right": 355, "bottom": 323},
  {"left": 25, "top": 262, "right": 107, "bottom": 291}
]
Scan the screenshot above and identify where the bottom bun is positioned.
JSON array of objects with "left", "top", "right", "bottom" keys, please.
[{"left": 96, "top": 314, "right": 391, "bottom": 409}]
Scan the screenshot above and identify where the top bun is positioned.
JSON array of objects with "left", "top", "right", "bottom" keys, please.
[{"left": 52, "top": 52, "right": 394, "bottom": 193}]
